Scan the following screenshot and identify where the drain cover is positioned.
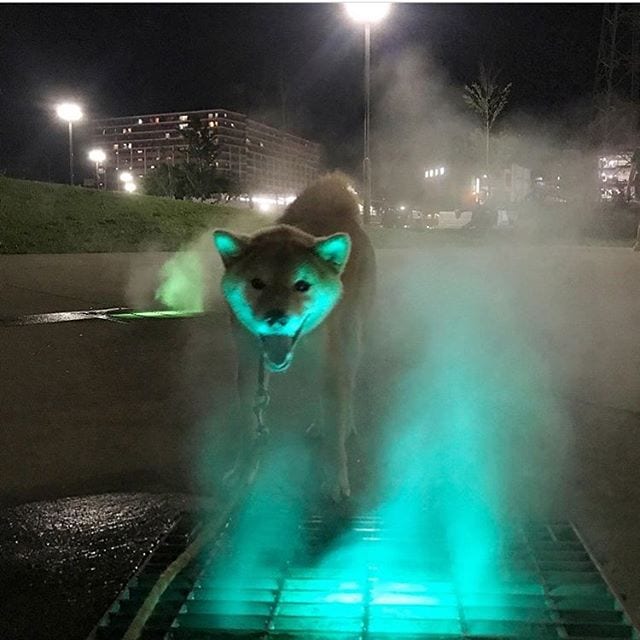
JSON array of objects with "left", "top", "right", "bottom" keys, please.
[
  {"left": 0, "top": 308, "right": 205, "bottom": 326},
  {"left": 94, "top": 515, "right": 638, "bottom": 640}
]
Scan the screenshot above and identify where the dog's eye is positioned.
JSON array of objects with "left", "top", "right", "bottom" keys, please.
[
  {"left": 250, "top": 278, "right": 266, "bottom": 290},
  {"left": 294, "top": 280, "right": 311, "bottom": 292}
]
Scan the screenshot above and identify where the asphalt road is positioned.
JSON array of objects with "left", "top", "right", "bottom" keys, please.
[{"left": 1, "top": 245, "right": 639, "bottom": 638}]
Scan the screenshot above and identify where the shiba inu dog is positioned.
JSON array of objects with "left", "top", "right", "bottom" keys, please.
[{"left": 214, "top": 174, "right": 376, "bottom": 500}]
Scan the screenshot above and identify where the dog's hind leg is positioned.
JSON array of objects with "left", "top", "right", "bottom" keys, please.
[
  {"left": 224, "top": 322, "right": 263, "bottom": 487},
  {"left": 321, "top": 322, "right": 361, "bottom": 502}
]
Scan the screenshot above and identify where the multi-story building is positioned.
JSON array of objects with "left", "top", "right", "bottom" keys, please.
[{"left": 88, "top": 109, "right": 323, "bottom": 197}]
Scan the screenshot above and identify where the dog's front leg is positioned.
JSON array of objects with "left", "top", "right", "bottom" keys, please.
[
  {"left": 225, "top": 323, "right": 264, "bottom": 487},
  {"left": 321, "top": 325, "right": 358, "bottom": 502}
]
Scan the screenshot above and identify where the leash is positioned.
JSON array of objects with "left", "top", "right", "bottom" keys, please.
[
  {"left": 253, "top": 353, "right": 271, "bottom": 438},
  {"left": 253, "top": 316, "right": 307, "bottom": 438}
]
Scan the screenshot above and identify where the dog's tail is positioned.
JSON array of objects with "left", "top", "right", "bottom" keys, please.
[{"left": 281, "top": 172, "right": 361, "bottom": 224}]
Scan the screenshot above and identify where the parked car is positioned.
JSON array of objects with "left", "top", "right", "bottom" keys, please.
[
  {"left": 403, "top": 209, "right": 439, "bottom": 231},
  {"left": 381, "top": 206, "right": 439, "bottom": 230}
]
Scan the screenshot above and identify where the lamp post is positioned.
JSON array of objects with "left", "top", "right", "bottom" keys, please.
[
  {"left": 88, "top": 148, "right": 106, "bottom": 189},
  {"left": 344, "top": 2, "right": 392, "bottom": 225},
  {"left": 56, "top": 103, "right": 83, "bottom": 185}
]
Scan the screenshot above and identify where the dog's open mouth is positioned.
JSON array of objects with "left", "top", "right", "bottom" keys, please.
[
  {"left": 260, "top": 317, "right": 307, "bottom": 372},
  {"left": 260, "top": 335, "right": 294, "bottom": 371}
]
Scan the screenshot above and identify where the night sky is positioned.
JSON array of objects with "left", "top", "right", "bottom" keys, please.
[{"left": 0, "top": 3, "right": 603, "bottom": 183}]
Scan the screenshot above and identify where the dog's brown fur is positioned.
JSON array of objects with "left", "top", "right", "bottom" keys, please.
[{"left": 214, "top": 173, "right": 376, "bottom": 500}]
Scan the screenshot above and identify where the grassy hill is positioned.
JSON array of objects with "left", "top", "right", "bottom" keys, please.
[
  {"left": 1, "top": 176, "right": 633, "bottom": 254},
  {"left": 0, "top": 177, "right": 261, "bottom": 253}
]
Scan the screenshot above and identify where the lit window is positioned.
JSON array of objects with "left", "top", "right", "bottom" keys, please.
[
  {"left": 214, "top": 121, "right": 218, "bottom": 126},
  {"left": 138, "top": 118, "right": 143, "bottom": 124},
  {"left": 224, "top": 113, "right": 227, "bottom": 117},
  {"left": 122, "top": 128, "right": 127, "bottom": 134},
  {"left": 179, "top": 115, "right": 188, "bottom": 121},
  {"left": 208, "top": 113, "right": 213, "bottom": 119},
  {"left": 208, "top": 121, "right": 214, "bottom": 128},
  {"left": 154, "top": 117, "right": 160, "bottom": 123},
  {"left": 178, "top": 123, "right": 188, "bottom": 130},
  {"left": 113, "top": 144, "right": 119, "bottom": 150},
  {"left": 137, "top": 158, "right": 142, "bottom": 162},
  {"left": 127, "top": 128, "right": 132, "bottom": 133},
  {"left": 137, "top": 149, "right": 143, "bottom": 154},
  {"left": 150, "top": 165, "right": 155, "bottom": 169},
  {"left": 165, "top": 133, "right": 171, "bottom": 138}
]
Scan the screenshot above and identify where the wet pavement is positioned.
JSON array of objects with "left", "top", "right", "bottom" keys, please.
[{"left": 0, "top": 493, "right": 195, "bottom": 640}]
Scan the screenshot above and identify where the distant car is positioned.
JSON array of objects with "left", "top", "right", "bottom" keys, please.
[
  {"left": 402, "top": 209, "right": 439, "bottom": 231},
  {"left": 381, "top": 207, "right": 439, "bottom": 230},
  {"left": 381, "top": 206, "right": 403, "bottom": 228}
]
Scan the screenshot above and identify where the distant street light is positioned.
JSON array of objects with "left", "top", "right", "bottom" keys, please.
[
  {"left": 345, "top": 2, "right": 392, "bottom": 225},
  {"left": 119, "top": 171, "right": 133, "bottom": 184},
  {"left": 123, "top": 181, "right": 137, "bottom": 193},
  {"left": 56, "top": 102, "right": 83, "bottom": 185},
  {"left": 88, "top": 149, "right": 106, "bottom": 189}
]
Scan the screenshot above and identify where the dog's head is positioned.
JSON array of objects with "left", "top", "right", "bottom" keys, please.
[{"left": 213, "top": 225, "right": 351, "bottom": 372}]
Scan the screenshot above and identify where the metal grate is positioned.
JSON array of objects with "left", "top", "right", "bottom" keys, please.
[
  {"left": 91, "top": 513, "right": 204, "bottom": 640},
  {"left": 162, "top": 517, "right": 638, "bottom": 640}
]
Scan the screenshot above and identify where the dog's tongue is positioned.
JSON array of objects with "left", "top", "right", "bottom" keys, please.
[{"left": 261, "top": 336, "right": 293, "bottom": 367}]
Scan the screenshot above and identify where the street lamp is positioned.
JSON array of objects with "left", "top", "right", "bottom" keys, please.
[
  {"left": 123, "top": 181, "right": 137, "bottom": 193},
  {"left": 88, "top": 148, "right": 106, "bottom": 189},
  {"left": 345, "top": 2, "right": 392, "bottom": 225},
  {"left": 56, "top": 102, "right": 83, "bottom": 185}
]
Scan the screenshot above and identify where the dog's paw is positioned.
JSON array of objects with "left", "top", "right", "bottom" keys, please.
[
  {"left": 223, "top": 456, "right": 260, "bottom": 490},
  {"left": 322, "top": 471, "right": 351, "bottom": 503},
  {"left": 305, "top": 421, "right": 321, "bottom": 440}
]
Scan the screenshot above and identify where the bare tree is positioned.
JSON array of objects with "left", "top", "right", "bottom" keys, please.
[{"left": 463, "top": 65, "right": 512, "bottom": 171}]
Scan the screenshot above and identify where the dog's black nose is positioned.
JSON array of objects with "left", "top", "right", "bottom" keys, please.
[{"left": 265, "top": 309, "right": 289, "bottom": 327}]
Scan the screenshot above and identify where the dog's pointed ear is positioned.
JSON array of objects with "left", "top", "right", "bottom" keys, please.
[
  {"left": 213, "top": 230, "right": 248, "bottom": 267},
  {"left": 314, "top": 233, "right": 351, "bottom": 273}
]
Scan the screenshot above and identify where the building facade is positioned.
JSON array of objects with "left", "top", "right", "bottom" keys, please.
[{"left": 89, "top": 109, "right": 322, "bottom": 196}]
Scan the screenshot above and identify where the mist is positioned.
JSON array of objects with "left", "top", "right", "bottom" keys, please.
[{"left": 127, "top": 41, "right": 640, "bottom": 631}]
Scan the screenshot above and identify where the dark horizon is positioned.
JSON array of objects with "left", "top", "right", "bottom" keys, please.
[{"left": 0, "top": 3, "right": 604, "bottom": 184}]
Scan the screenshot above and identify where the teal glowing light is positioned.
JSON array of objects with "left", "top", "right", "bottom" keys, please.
[
  {"left": 183, "top": 247, "right": 574, "bottom": 638},
  {"left": 370, "top": 592, "right": 442, "bottom": 606},
  {"left": 324, "top": 592, "right": 363, "bottom": 604}
]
